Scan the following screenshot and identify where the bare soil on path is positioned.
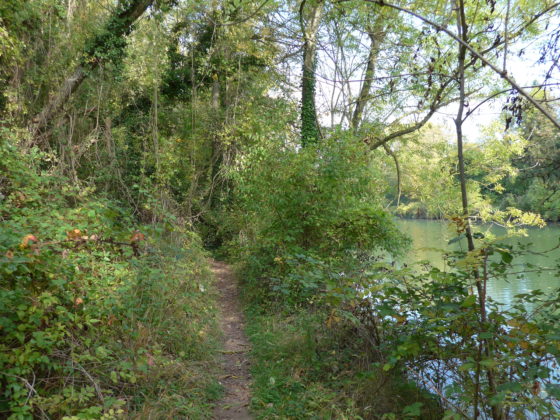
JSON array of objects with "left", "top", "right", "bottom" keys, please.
[{"left": 211, "top": 260, "right": 252, "bottom": 420}]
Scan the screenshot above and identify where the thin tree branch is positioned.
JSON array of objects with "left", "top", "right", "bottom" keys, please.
[
  {"left": 359, "top": 0, "right": 560, "bottom": 131},
  {"left": 363, "top": 78, "right": 454, "bottom": 150}
]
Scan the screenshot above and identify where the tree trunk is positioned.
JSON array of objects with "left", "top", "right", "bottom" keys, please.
[
  {"left": 383, "top": 143, "right": 401, "bottom": 206},
  {"left": 351, "top": 25, "right": 383, "bottom": 129},
  {"left": 31, "top": 0, "right": 154, "bottom": 139},
  {"left": 300, "top": 0, "right": 324, "bottom": 147},
  {"left": 350, "top": 22, "right": 402, "bottom": 206}
]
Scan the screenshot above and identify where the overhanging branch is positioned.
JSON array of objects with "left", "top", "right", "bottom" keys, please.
[{"left": 360, "top": 0, "right": 560, "bottom": 130}]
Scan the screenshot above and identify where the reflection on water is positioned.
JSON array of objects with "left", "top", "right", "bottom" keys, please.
[{"left": 397, "top": 219, "right": 560, "bottom": 305}]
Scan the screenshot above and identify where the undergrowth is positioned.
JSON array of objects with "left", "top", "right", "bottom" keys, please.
[
  {"left": 244, "top": 304, "right": 441, "bottom": 419},
  {"left": 0, "top": 129, "right": 221, "bottom": 419},
  {"left": 224, "top": 134, "right": 440, "bottom": 418}
]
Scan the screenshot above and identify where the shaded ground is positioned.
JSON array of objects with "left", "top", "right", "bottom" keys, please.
[{"left": 211, "top": 260, "right": 252, "bottom": 420}]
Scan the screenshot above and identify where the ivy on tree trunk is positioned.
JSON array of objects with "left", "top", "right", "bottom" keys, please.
[{"left": 300, "top": 0, "right": 324, "bottom": 147}]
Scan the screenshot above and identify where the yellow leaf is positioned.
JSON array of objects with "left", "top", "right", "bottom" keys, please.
[{"left": 20, "top": 234, "right": 37, "bottom": 249}]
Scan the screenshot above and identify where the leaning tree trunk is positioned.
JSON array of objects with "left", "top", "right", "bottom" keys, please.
[
  {"left": 30, "top": 0, "right": 154, "bottom": 140},
  {"left": 351, "top": 25, "right": 383, "bottom": 130},
  {"left": 300, "top": 0, "right": 324, "bottom": 147},
  {"left": 351, "top": 23, "right": 402, "bottom": 206}
]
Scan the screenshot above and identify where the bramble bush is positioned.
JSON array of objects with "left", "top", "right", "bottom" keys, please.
[{"left": 0, "top": 128, "right": 219, "bottom": 418}]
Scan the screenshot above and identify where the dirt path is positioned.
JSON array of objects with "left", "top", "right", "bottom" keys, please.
[{"left": 211, "top": 260, "right": 253, "bottom": 420}]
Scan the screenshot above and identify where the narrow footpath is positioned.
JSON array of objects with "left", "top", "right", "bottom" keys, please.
[{"left": 211, "top": 260, "right": 253, "bottom": 420}]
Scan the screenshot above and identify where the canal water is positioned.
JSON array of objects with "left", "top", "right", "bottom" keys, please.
[
  {"left": 397, "top": 219, "right": 560, "bottom": 305},
  {"left": 397, "top": 219, "right": 560, "bottom": 418}
]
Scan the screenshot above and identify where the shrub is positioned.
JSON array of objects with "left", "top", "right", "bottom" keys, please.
[
  {"left": 0, "top": 129, "right": 218, "bottom": 418},
  {"left": 226, "top": 132, "right": 409, "bottom": 306}
]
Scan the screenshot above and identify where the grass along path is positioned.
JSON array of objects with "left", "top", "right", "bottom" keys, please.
[{"left": 212, "top": 260, "right": 253, "bottom": 420}]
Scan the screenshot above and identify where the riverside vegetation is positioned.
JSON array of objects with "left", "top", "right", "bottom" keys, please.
[{"left": 1, "top": 0, "right": 560, "bottom": 419}]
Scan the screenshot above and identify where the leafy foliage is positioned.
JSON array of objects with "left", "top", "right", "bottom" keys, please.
[
  {"left": 351, "top": 242, "right": 560, "bottom": 418},
  {"left": 0, "top": 130, "right": 219, "bottom": 418},
  {"left": 228, "top": 133, "right": 409, "bottom": 306},
  {"left": 246, "top": 307, "right": 441, "bottom": 419},
  {"left": 1, "top": 0, "right": 560, "bottom": 418}
]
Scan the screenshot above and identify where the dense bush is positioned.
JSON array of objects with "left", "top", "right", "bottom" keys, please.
[
  {"left": 226, "top": 134, "right": 409, "bottom": 306},
  {"left": 224, "top": 127, "right": 560, "bottom": 418},
  {"left": 0, "top": 130, "right": 219, "bottom": 418}
]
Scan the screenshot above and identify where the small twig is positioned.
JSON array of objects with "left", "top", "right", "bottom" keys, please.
[
  {"left": 503, "top": 0, "right": 510, "bottom": 72},
  {"left": 406, "top": 365, "right": 470, "bottom": 419},
  {"left": 0, "top": 372, "right": 50, "bottom": 419},
  {"left": 74, "top": 362, "right": 104, "bottom": 403},
  {"left": 24, "top": 371, "right": 36, "bottom": 406}
]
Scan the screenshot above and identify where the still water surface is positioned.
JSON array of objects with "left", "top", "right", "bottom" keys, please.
[{"left": 397, "top": 219, "right": 560, "bottom": 305}]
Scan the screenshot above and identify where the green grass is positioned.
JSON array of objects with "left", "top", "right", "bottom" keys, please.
[
  {"left": 124, "top": 244, "right": 224, "bottom": 419},
  {"left": 245, "top": 306, "right": 442, "bottom": 419}
]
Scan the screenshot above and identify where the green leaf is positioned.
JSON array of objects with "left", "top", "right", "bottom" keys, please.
[
  {"left": 448, "top": 234, "right": 465, "bottom": 245},
  {"left": 498, "top": 250, "right": 513, "bottom": 264},
  {"left": 480, "top": 359, "right": 497, "bottom": 368},
  {"left": 546, "top": 384, "right": 560, "bottom": 398},
  {"left": 95, "top": 346, "right": 108, "bottom": 358},
  {"left": 498, "top": 381, "right": 523, "bottom": 392},
  {"left": 443, "top": 411, "right": 462, "bottom": 420},
  {"left": 461, "top": 295, "right": 476, "bottom": 308},
  {"left": 458, "top": 362, "right": 475, "bottom": 372},
  {"left": 489, "top": 391, "right": 507, "bottom": 405},
  {"left": 402, "top": 402, "right": 423, "bottom": 417}
]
